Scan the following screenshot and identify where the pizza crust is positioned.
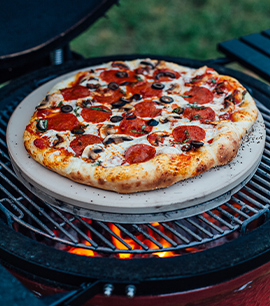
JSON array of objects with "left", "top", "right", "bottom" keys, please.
[
  {"left": 23, "top": 120, "right": 242, "bottom": 193},
  {"left": 23, "top": 60, "right": 258, "bottom": 193}
]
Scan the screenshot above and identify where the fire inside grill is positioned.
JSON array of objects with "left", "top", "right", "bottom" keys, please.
[
  {"left": 0, "top": 65, "right": 269, "bottom": 261},
  {"left": 0, "top": 176, "right": 269, "bottom": 259},
  {"left": 48, "top": 185, "right": 269, "bottom": 259}
]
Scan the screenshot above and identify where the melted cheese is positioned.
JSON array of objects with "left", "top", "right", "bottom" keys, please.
[{"left": 40, "top": 59, "right": 243, "bottom": 168}]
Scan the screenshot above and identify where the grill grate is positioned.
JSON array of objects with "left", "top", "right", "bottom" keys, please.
[{"left": 1, "top": 77, "right": 270, "bottom": 257}]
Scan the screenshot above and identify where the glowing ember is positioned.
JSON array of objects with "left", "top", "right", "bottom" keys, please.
[{"left": 68, "top": 241, "right": 96, "bottom": 257}]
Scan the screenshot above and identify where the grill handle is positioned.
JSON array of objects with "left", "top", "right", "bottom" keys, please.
[
  {"left": 240, "top": 206, "right": 270, "bottom": 235},
  {"left": 43, "top": 280, "right": 102, "bottom": 306}
]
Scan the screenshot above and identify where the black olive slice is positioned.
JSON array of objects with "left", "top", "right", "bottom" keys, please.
[
  {"left": 190, "top": 140, "right": 204, "bottom": 148},
  {"left": 112, "top": 62, "right": 130, "bottom": 69},
  {"left": 120, "top": 81, "right": 130, "bottom": 86},
  {"left": 71, "top": 128, "right": 85, "bottom": 135},
  {"left": 160, "top": 96, "right": 174, "bottom": 103},
  {"left": 61, "top": 105, "right": 73, "bottom": 113},
  {"left": 155, "top": 72, "right": 165, "bottom": 80},
  {"left": 112, "top": 100, "right": 127, "bottom": 109},
  {"left": 152, "top": 82, "right": 165, "bottom": 90},
  {"left": 164, "top": 72, "right": 176, "bottom": 78},
  {"left": 110, "top": 116, "right": 123, "bottom": 123},
  {"left": 181, "top": 143, "right": 192, "bottom": 151},
  {"left": 131, "top": 94, "right": 142, "bottom": 101},
  {"left": 108, "top": 82, "right": 119, "bottom": 91},
  {"left": 126, "top": 115, "right": 137, "bottom": 120},
  {"left": 116, "top": 71, "right": 128, "bottom": 78},
  {"left": 147, "top": 119, "right": 159, "bottom": 126},
  {"left": 140, "top": 61, "right": 155, "bottom": 69},
  {"left": 156, "top": 72, "right": 176, "bottom": 80},
  {"left": 36, "top": 120, "right": 47, "bottom": 131}
]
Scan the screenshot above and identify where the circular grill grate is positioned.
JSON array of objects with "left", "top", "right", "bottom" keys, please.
[{"left": 0, "top": 58, "right": 270, "bottom": 257}]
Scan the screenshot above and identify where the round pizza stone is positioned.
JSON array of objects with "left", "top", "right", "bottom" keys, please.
[{"left": 7, "top": 69, "right": 266, "bottom": 223}]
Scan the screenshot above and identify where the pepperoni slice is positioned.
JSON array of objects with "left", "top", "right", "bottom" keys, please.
[
  {"left": 153, "top": 68, "right": 181, "bottom": 81},
  {"left": 127, "top": 81, "right": 163, "bottom": 99},
  {"left": 125, "top": 144, "right": 156, "bottom": 164},
  {"left": 134, "top": 101, "right": 162, "bottom": 118},
  {"left": 182, "top": 86, "right": 214, "bottom": 104},
  {"left": 47, "top": 113, "right": 80, "bottom": 131},
  {"left": 34, "top": 138, "right": 46, "bottom": 149},
  {"left": 172, "top": 125, "right": 205, "bottom": 143},
  {"left": 92, "top": 88, "right": 123, "bottom": 104},
  {"left": 183, "top": 106, "right": 215, "bottom": 122},
  {"left": 61, "top": 85, "right": 90, "bottom": 101},
  {"left": 99, "top": 69, "right": 138, "bottom": 84},
  {"left": 70, "top": 134, "right": 102, "bottom": 156},
  {"left": 81, "top": 106, "right": 112, "bottom": 123},
  {"left": 119, "top": 118, "right": 152, "bottom": 137}
]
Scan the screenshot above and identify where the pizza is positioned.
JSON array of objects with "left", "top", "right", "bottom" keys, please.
[{"left": 23, "top": 59, "right": 258, "bottom": 193}]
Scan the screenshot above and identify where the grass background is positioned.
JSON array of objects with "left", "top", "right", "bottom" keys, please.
[{"left": 70, "top": 0, "right": 270, "bottom": 61}]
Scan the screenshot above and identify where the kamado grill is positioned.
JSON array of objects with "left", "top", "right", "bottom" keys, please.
[{"left": 1, "top": 1, "right": 270, "bottom": 305}]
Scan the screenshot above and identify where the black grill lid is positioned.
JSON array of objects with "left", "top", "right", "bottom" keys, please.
[{"left": 0, "top": 0, "right": 118, "bottom": 68}]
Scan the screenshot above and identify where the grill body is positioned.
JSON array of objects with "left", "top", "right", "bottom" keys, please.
[
  {"left": 0, "top": 56, "right": 270, "bottom": 305},
  {"left": 8, "top": 254, "right": 270, "bottom": 306}
]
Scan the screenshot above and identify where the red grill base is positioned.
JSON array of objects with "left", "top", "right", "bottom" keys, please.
[{"left": 11, "top": 260, "right": 270, "bottom": 306}]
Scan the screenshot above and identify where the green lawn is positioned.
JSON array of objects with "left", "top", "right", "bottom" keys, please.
[{"left": 70, "top": 0, "right": 270, "bottom": 61}]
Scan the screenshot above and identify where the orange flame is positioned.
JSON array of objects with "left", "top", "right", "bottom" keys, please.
[
  {"left": 65, "top": 194, "right": 254, "bottom": 259},
  {"left": 68, "top": 241, "right": 96, "bottom": 257},
  {"left": 109, "top": 223, "right": 178, "bottom": 259}
]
